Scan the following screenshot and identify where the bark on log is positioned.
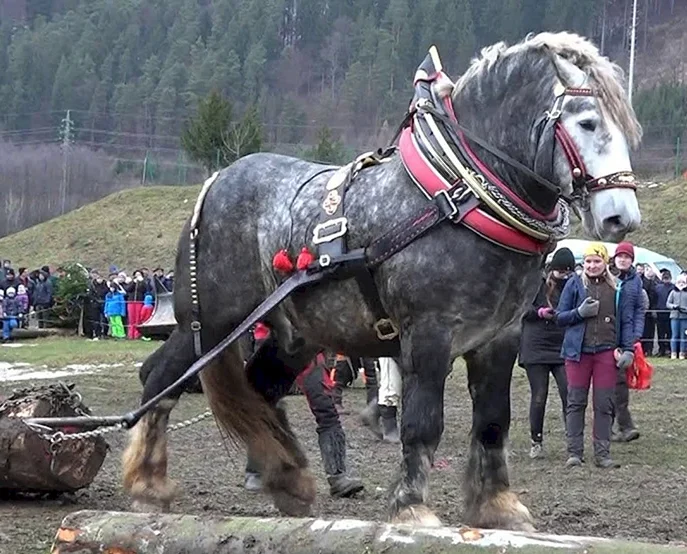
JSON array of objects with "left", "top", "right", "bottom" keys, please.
[{"left": 51, "top": 510, "right": 686, "bottom": 554}]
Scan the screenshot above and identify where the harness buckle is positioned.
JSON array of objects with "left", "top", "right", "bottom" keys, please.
[
  {"left": 435, "top": 189, "right": 458, "bottom": 219},
  {"left": 190, "top": 321, "right": 202, "bottom": 332},
  {"left": 312, "top": 217, "right": 348, "bottom": 244},
  {"left": 374, "top": 318, "right": 399, "bottom": 341}
]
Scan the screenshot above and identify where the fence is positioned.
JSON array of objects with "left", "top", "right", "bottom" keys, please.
[{"left": 633, "top": 135, "right": 685, "bottom": 178}]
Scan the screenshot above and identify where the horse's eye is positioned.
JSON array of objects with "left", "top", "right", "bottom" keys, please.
[{"left": 579, "top": 119, "right": 597, "bottom": 132}]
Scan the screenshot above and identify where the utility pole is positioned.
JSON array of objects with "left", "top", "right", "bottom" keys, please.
[
  {"left": 600, "top": 0, "right": 607, "bottom": 55},
  {"left": 60, "top": 109, "right": 73, "bottom": 215},
  {"left": 628, "top": 0, "right": 638, "bottom": 104}
]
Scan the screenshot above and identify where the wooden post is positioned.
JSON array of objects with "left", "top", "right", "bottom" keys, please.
[{"left": 51, "top": 511, "right": 686, "bottom": 554}]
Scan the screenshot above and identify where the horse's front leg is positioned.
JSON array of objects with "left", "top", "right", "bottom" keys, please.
[
  {"left": 463, "top": 328, "right": 535, "bottom": 532},
  {"left": 388, "top": 324, "right": 451, "bottom": 527}
]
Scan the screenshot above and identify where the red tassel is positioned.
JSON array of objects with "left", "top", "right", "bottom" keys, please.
[
  {"left": 272, "top": 249, "right": 294, "bottom": 272},
  {"left": 253, "top": 322, "right": 271, "bottom": 341},
  {"left": 296, "top": 246, "right": 316, "bottom": 270}
]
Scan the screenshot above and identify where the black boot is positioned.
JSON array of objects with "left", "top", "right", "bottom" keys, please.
[
  {"left": 379, "top": 405, "right": 400, "bottom": 444},
  {"left": 318, "top": 427, "right": 364, "bottom": 498},
  {"left": 359, "top": 385, "right": 381, "bottom": 439}
]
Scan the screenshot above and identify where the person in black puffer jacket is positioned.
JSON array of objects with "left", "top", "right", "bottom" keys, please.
[
  {"left": 32, "top": 271, "right": 54, "bottom": 329},
  {"left": 518, "top": 247, "right": 575, "bottom": 459}
]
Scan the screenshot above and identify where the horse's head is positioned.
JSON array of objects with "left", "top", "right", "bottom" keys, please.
[{"left": 452, "top": 32, "right": 642, "bottom": 242}]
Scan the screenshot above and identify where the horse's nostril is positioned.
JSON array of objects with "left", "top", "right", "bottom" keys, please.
[{"left": 604, "top": 215, "right": 623, "bottom": 228}]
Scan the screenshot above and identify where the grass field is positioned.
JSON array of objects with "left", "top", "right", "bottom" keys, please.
[
  {"left": 0, "top": 185, "right": 201, "bottom": 273},
  {"left": 0, "top": 336, "right": 158, "bottom": 367},
  {"left": 0, "top": 178, "right": 684, "bottom": 277},
  {"left": 1, "top": 338, "right": 687, "bottom": 553}
]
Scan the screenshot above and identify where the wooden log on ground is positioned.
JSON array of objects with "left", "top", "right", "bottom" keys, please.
[
  {"left": 52, "top": 511, "right": 686, "bottom": 554},
  {"left": 12, "top": 327, "right": 68, "bottom": 339},
  {"left": 0, "top": 384, "right": 108, "bottom": 493}
]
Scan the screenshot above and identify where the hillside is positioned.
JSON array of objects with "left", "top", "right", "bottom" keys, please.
[
  {"left": 0, "top": 178, "right": 684, "bottom": 276},
  {"left": 0, "top": 185, "right": 201, "bottom": 273},
  {"left": 632, "top": 180, "right": 687, "bottom": 264}
]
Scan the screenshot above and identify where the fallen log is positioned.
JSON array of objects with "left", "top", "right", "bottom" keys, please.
[
  {"left": 51, "top": 511, "right": 686, "bottom": 554},
  {"left": 0, "top": 383, "right": 108, "bottom": 493}
]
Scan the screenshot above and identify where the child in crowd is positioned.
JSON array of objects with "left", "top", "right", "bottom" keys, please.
[
  {"left": 104, "top": 284, "right": 126, "bottom": 339},
  {"left": 2, "top": 287, "right": 20, "bottom": 342},
  {"left": 140, "top": 294, "right": 154, "bottom": 324},
  {"left": 15, "top": 284, "right": 29, "bottom": 328},
  {"left": 138, "top": 293, "right": 154, "bottom": 342}
]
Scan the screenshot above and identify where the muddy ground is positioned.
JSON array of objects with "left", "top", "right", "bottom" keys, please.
[{"left": 1, "top": 346, "right": 687, "bottom": 553}]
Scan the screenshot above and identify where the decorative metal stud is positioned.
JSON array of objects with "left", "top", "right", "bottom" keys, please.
[
  {"left": 572, "top": 168, "right": 582, "bottom": 178},
  {"left": 598, "top": 178, "right": 608, "bottom": 187}
]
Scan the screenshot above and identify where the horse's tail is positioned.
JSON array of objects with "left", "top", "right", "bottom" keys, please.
[{"left": 198, "top": 338, "right": 296, "bottom": 474}]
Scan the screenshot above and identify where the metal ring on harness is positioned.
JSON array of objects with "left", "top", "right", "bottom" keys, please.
[{"left": 374, "top": 318, "right": 399, "bottom": 341}]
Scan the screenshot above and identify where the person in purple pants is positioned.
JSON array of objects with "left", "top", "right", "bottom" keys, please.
[{"left": 555, "top": 243, "right": 635, "bottom": 470}]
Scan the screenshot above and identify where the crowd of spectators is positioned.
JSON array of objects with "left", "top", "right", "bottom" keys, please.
[
  {"left": 0, "top": 260, "right": 173, "bottom": 342},
  {"left": 83, "top": 267, "right": 174, "bottom": 341}
]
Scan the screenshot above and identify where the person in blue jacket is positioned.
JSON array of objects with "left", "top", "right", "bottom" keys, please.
[
  {"left": 555, "top": 242, "right": 635, "bottom": 470},
  {"left": 104, "top": 285, "right": 126, "bottom": 339},
  {"left": 610, "top": 241, "right": 645, "bottom": 443},
  {"left": 2, "top": 286, "right": 20, "bottom": 342}
]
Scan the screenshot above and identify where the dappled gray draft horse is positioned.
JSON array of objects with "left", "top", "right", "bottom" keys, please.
[{"left": 123, "top": 32, "right": 641, "bottom": 530}]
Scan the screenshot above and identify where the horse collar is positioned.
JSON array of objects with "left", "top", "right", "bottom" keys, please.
[{"left": 397, "top": 50, "right": 570, "bottom": 256}]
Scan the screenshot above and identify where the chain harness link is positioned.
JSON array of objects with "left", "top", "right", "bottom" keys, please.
[
  {"left": 26, "top": 409, "right": 214, "bottom": 446},
  {"left": 4, "top": 372, "right": 214, "bottom": 447}
]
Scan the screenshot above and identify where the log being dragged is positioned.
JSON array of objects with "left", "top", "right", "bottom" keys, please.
[
  {"left": 0, "top": 383, "right": 108, "bottom": 493},
  {"left": 51, "top": 511, "right": 686, "bottom": 554}
]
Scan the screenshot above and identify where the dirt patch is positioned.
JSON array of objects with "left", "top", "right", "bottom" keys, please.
[{"left": 1, "top": 360, "right": 686, "bottom": 553}]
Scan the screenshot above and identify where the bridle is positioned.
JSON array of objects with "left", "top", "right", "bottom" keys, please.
[{"left": 533, "top": 82, "right": 637, "bottom": 211}]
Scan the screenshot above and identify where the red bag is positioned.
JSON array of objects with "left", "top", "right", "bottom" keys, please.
[{"left": 626, "top": 342, "right": 653, "bottom": 390}]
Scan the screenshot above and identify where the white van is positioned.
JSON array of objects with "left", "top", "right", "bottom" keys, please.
[{"left": 547, "top": 239, "right": 683, "bottom": 278}]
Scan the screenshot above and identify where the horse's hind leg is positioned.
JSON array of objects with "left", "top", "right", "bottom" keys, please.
[
  {"left": 203, "top": 337, "right": 317, "bottom": 516},
  {"left": 463, "top": 327, "right": 535, "bottom": 532},
  {"left": 388, "top": 323, "right": 451, "bottom": 527},
  {"left": 122, "top": 329, "right": 195, "bottom": 512}
]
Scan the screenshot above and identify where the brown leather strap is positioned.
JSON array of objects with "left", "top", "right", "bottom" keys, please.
[{"left": 366, "top": 191, "right": 480, "bottom": 268}]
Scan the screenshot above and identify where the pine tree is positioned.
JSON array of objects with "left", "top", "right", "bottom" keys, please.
[
  {"left": 243, "top": 41, "right": 267, "bottom": 99},
  {"left": 181, "top": 89, "right": 234, "bottom": 174},
  {"left": 51, "top": 55, "right": 72, "bottom": 110},
  {"left": 305, "top": 126, "right": 347, "bottom": 164}
]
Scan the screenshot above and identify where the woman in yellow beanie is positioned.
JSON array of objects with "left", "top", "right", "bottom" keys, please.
[{"left": 555, "top": 242, "right": 635, "bottom": 469}]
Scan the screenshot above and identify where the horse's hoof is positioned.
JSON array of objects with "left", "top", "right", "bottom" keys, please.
[
  {"left": 271, "top": 490, "right": 313, "bottom": 517},
  {"left": 131, "top": 499, "right": 170, "bottom": 514},
  {"left": 465, "top": 491, "right": 536, "bottom": 532},
  {"left": 391, "top": 505, "right": 443, "bottom": 527},
  {"left": 267, "top": 467, "right": 316, "bottom": 518}
]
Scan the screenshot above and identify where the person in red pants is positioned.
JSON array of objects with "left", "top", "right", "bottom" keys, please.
[
  {"left": 243, "top": 323, "right": 364, "bottom": 498},
  {"left": 124, "top": 270, "right": 149, "bottom": 339},
  {"left": 556, "top": 243, "right": 636, "bottom": 470}
]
